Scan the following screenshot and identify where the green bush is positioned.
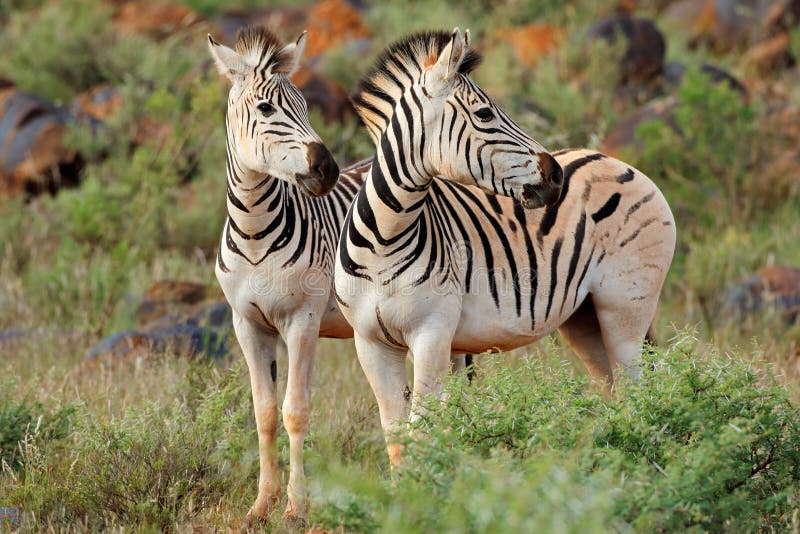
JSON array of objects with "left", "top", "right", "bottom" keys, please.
[
  {"left": 312, "top": 336, "right": 800, "bottom": 532},
  {"left": 630, "top": 69, "right": 790, "bottom": 230},
  {"left": 0, "top": 379, "right": 75, "bottom": 470}
]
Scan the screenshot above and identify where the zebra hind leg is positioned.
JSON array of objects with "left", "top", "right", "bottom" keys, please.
[
  {"left": 557, "top": 295, "right": 613, "bottom": 394},
  {"left": 449, "top": 353, "right": 475, "bottom": 382},
  {"left": 594, "top": 290, "right": 661, "bottom": 388}
]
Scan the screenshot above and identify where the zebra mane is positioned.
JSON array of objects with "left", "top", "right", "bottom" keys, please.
[
  {"left": 351, "top": 30, "right": 482, "bottom": 138},
  {"left": 234, "top": 26, "right": 294, "bottom": 75}
]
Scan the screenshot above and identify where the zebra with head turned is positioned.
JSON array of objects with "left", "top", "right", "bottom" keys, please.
[
  {"left": 207, "top": 26, "right": 356, "bottom": 520},
  {"left": 334, "top": 29, "right": 676, "bottom": 468},
  {"left": 207, "top": 26, "right": 476, "bottom": 520}
]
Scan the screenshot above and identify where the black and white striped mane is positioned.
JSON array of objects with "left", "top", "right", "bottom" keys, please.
[
  {"left": 351, "top": 30, "right": 482, "bottom": 136},
  {"left": 234, "top": 26, "right": 295, "bottom": 76}
]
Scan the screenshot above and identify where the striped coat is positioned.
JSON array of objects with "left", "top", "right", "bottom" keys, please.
[{"left": 333, "top": 29, "right": 676, "bottom": 467}]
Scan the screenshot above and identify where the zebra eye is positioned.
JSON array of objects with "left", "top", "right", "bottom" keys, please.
[
  {"left": 475, "top": 107, "right": 495, "bottom": 122},
  {"left": 257, "top": 102, "right": 276, "bottom": 116}
]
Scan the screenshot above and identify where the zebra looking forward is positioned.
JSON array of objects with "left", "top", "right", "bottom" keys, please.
[
  {"left": 334, "top": 29, "right": 676, "bottom": 467},
  {"left": 208, "top": 27, "right": 358, "bottom": 519},
  {"left": 208, "top": 26, "right": 476, "bottom": 519}
]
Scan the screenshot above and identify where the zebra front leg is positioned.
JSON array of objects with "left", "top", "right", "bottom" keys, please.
[
  {"left": 232, "top": 311, "right": 280, "bottom": 519},
  {"left": 281, "top": 320, "right": 321, "bottom": 520},
  {"left": 354, "top": 333, "right": 410, "bottom": 469}
]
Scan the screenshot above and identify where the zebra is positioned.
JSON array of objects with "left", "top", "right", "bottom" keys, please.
[
  {"left": 207, "top": 26, "right": 354, "bottom": 519},
  {"left": 333, "top": 29, "right": 676, "bottom": 468},
  {"left": 208, "top": 26, "right": 477, "bottom": 519}
]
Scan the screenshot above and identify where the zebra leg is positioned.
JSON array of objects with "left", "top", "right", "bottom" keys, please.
[
  {"left": 354, "top": 333, "right": 410, "bottom": 469},
  {"left": 281, "top": 321, "right": 320, "bottom": 519},
  {"left": 450, "top": 354, "right": 467, "bottom": 374},
  {"left": 232, "top": 311, "right": 281, "bottom": 519},
  {"left": 409, "top": 332, "right": 453, "bottom": 423},
  {"left": 557, "top": 295, "right": 613, "bottom": 393},
  {"left": 449, "top": 354, "right": 475, "bottom": 381},
  {"left": 594, "top": 294, "right": 660, "bottom": 387}
]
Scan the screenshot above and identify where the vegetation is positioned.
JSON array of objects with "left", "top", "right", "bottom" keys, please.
[{"left": 1, "top": 0, "right": 799, "bottom": 531}]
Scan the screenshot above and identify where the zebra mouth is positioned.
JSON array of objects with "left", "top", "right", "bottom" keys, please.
[
  {"left": 294, "top": 173, "right": 325, "bottom": 197},
  {"left": 521, "top": 182, "right": 561, "bottom": 209},
  {"left": 520, "top": 195, "right": 545, "bottom": 209}
]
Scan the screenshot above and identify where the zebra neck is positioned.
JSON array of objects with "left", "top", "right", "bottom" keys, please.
[
  {"left": 361, "top": 125, "right": 433, "bottom": 242},
  {"left": 224, "top": 159, "right": 292, "bottom": 260}
]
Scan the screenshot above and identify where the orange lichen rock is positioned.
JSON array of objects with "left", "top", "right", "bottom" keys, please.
[
  {"left": 492, "top": 24, "right": 562, "bottom": 68},
  {"left": 304, "top": 0, "right": 371, "bottom": 57}
]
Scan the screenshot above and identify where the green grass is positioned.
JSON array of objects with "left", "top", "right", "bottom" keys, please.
[{"left": 1, "top": 0, "right": 800, "bottom": 530}]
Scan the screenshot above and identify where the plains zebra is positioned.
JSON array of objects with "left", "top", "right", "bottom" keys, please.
[
  {"left": 208, "top": 27, "right": 477, "bottom": 519},
  {"left": 334, "top": 29, "right": 676, "bottom": 467},
  {"left": 208, "top": 27, "right": 357, "bottom": 519}
]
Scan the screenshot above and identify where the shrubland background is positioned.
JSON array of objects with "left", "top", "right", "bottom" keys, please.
[{"left": 1, "top": 0, "right": 800, "bottom": 531}]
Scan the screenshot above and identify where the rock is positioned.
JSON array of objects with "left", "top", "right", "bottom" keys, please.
[
  {"left": 88, "top": 280, "right": 232, "bottom": 365},
  {"left": 135, "top": 279, "right": 219, "bottom": 329},
  {"left": 71, "top": 84, "right": 124, "bottom": 121},
  {"left": 213, "top": 0, "right": 369, "bottom": 56},
  {"left": 0, "top": 508, "right": 21, "bottom": 528},
  {"left": 664, "top": 0, "right": 799, "bottom": 55},
  {"left": 664, "top": 0, "right": 757, "bottom": 51},
  {"left": 601, "top": 96, "right": 678, "bottom": 156},
  {"left": 84, "top": 323, "right": 228, "bottom": 364},
  {"left": 744, "top": 31, "right": 795, "bottom": 73},
  {"left": 304, "top": 0, "right": 371, "bottom": 58},
  {"left": 586, "top": 15, "right": 666, "bottom": 85},
  {"left": 143, "top": 279, "right": 209, "bottom": 304},
  {"left": 0, "top": 91, "right": 83, "bottom": 197},
  {"left": 490, "top": 24, "right": 562, "bottom": 68},
  {"left": 602, "top": 61, "right": 750, "bottom": 155},
  {"left": 662, "top": 61, "right": 748, "bottom": 96},
  {"left": 292, "top": 70, "right": 355, "bottom": 124},
  {"left": 722, "top": 266, "right": 800, "bottom": 325},
  {"left": 113, "top": 0, "right": 202, "bottom": 40}
]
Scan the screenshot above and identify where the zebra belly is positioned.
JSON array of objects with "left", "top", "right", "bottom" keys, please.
[{"left": 451, "top": 285, "right": 589, "bottom": 353}]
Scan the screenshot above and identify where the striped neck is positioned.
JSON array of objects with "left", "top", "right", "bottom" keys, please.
[
  {"left": 224, "top": 125, "right": 284, "bottom": 257},
  {"left": 362, "top": 99, "right": 438, "bottom": 239}
]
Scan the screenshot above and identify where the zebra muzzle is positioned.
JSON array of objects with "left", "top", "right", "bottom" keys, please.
[
  {"left": 296, "top": 142, "right": 340, "bottom": 197},
  {"left": 520, "top": 153, "right": 562, "bottom": 208},
  {"left": 521, "top": 181, "right": 561, "bottom": 209}
]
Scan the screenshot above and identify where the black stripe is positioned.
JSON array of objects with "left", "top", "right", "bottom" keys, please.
[
  {"left": 619, "top": 217, "right": 657, "bottom": 248},
  {"left": 513, "top": 202, "right": 538, "bottom": 331},
  {"left": 376, "top": 307, "right": 403, "bottom": 347},
  {"left": 591, "top": 193, "right": 621, "bottom": 223},
  {"left": 617, "top": 168, "right": 635, "bottom": 183},
  {"left": 538, "top": 153, "right": 605, "bottom": 242},
  {"left": 624, "top": 191, "right": 655, "bottom": 223},
  {"left": 339, "top": 202, "right": 372, "bottom": 280},
  {"left": 545, "top": 238, "right": 563, "bottom": 321},
  {"left": 561, "top": 211, "right": 586, "bottom": 315},
  {"left": 572, "top": 244, "right": 595, "bottom": 308},
  {"left": 227, "top": 187, "right": 250, "bottom": 213}
]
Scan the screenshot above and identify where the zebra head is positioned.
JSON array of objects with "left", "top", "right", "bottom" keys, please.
[
  {"left": 352, "top": 29, "right": 562, "bottom": 209},
  {"left": 208, "top": 27, "right": 339, "bottom": 196}
]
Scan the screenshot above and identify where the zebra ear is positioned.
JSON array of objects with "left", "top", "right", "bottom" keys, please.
[
  {"left": 208, "top": 34, "right": 246, "bottom": 84},
  {"left": 429, "top": 27, "right": 467, "bottom": 84},
  {"left": 276, "top": 31, "right": 307, "bottom": 77}
]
